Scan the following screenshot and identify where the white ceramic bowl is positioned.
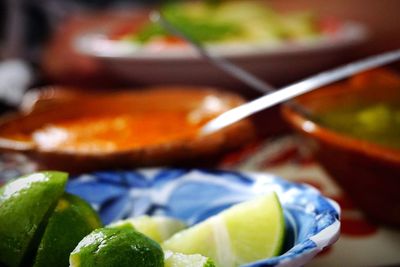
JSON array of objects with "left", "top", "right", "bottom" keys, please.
[{"left": 75, "top": 21, "right": 367, "bottom": 87}]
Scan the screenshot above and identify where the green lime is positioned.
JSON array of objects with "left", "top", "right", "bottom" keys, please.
[
  {"left": 70, "top": 225, "right": 164, "bottom": 267},
  {"left": 110, "top": 215, "right": 186, "bottom": 243},
  {"left": 0, "top": 171, "right": 68, "bottom": 267},
  {"left": 163, "top": 192, "right": 285, "bottom": 267},
  {"left": 33, "top": 193, "right": 102, "bottom": 267},
  {"left": 164, "top": 250, "right": 216, "bottom": 267}
]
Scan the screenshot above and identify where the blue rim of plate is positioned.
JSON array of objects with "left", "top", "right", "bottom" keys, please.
[{"left": 66, "top": 168, "right": 340, "bottom": 267}]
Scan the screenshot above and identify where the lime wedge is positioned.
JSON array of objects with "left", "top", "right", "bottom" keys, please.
[
  {"left": 163, "top": 192, "right": 285, "bottom": 267},
  {"left": 0, "top": 171, "right": 68, "bottom": 267},
  {"left": 70, "top": 225, "right": 164, "bottom": 267},
  {"left": 33, "top": 193, "right": 102, "bottom": 267},
  {"left": 110, "top": 215, "right": 186, "bottom": 243},
  {"left": 164, "top": 250, "right": 216, "bottom": 267}
]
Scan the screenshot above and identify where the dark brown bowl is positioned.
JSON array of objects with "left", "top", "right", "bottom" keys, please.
[
  {"left": 0, "top": 86, "right": 255, "bottom": 174},
  {"left": 281, "top": 69, "right": 400, "bottom": 227}
]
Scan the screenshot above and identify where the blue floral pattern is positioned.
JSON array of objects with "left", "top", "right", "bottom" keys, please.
[{"left": 67, "top": 168, "right": 340, "bottom": 267}]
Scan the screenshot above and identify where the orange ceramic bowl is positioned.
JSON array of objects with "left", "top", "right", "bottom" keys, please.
[
  {"left": 0, "top": 86, "right": 254, "bottom": 174},
  {"left": 282, "top": 69, "right": 400, "bottom": 227}
]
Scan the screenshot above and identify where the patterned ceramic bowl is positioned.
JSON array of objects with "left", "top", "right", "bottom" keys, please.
[{"left": 67, "top": 169, "right": 340, "bottom": 267}]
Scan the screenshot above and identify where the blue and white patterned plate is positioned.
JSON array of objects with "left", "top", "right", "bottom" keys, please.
[{"left": 67, "top": 168, "right": 340, "bottom": 267}]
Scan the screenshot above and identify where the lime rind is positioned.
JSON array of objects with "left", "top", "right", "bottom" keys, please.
[
  {"left": 70, "top": 226, "right": 164, "bottom": 267},
  {"left": 33, "top": 193, "right": 102, "bottom": 267},
  {"left": 0, "top": 171, "right": 68, "bottom": 267}
]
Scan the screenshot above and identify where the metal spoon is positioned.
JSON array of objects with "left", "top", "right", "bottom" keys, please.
[{"left": 202, "top": 49, "right": 400, "bottom": 134}]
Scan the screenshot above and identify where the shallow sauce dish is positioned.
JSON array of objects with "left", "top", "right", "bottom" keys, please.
[
  {"left": 282, "top": 69, "right": 400, "bottom": 226},
  {"left": 66, "top": 168, "right": 340, "bottom": 267},
  {"left": 0, "top": 86, "right": 254, "bottom": 173}
]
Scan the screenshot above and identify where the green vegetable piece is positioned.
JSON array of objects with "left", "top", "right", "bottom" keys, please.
[
  {"left": 133, "top": 1, "right": 239, "bottom": 44},
  {"left": 0, "top": 171, "right": 68, "bottom": 267}
]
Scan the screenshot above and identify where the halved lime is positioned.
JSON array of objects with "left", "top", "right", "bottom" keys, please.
[
  {"left": 0, "top": 171, "right": 68, "bottom": 267},
  {"left": 163, "top": 192, "right": 285, "bottom": 267},
  {"left": 110, "top": 215, "right": 186, "bottom": 243},
  {"left": 164, "top": 250, "right": 216, "bottom": 267},
  {"left": 70, "top": 224, "right": 164, "bottom": 267},
  {"left": 33, "top": 193, "right": 102, "bottom": 267}
]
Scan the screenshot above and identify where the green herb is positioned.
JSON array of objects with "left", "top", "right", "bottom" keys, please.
[{"left": 133, "top": 3, "right": 239, "bottom": 44}]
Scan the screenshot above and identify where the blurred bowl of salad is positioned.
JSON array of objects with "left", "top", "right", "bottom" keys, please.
[
  {"left": 74, "top": 0, "right": 368, "bottom": 86},
  {"left": 281, "top": 69, "right": 400, "bottom": 227}
]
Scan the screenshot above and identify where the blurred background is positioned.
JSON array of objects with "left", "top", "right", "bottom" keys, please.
[{"left": 1, "top": 0, "right": 400, "bottom": 89}]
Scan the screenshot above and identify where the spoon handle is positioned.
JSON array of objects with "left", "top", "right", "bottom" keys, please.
[{"left": 201, "top": 49, "right": 400, "bottom": 135}]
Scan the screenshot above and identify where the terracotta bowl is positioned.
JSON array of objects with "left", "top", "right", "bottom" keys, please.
[
  {"left": 281, "top": 69, "right": 400, "bottom": 227},
  {"left": 0, "top": 86, "right": 254, "bottom": 174}
]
